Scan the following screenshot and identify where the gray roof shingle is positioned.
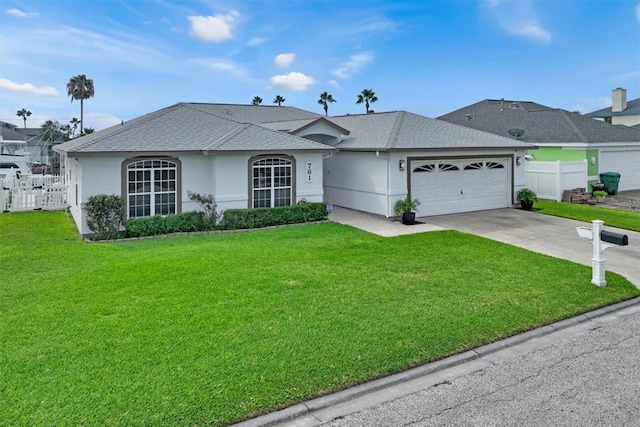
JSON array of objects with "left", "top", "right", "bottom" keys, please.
[
  {"left": 327, "top": 111, "right": 536, "bottom": 150},
  {"left": 438, "top": 99, "right": 640, "bottom": 143},
  {"left": 585, "top": 97, "right": 640, "bottom": 118},
  {"left": 55, "top": 103, "right": 334, "bottom": 155}
]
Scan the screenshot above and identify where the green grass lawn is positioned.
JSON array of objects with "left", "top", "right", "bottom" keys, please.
[
  {"left": 536, "top": 199, "right": 640, "bottom": 232},
  {"left": 1, "top": 211, "right": 639, "bottom": 426}
]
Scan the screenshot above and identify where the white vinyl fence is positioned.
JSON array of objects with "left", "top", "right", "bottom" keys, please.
[
  {"left": 1, "top": 175, "right": 68, "bottom": 212},
  {"left": 525, "top": 160, "right": 588, "bottom": 201}
]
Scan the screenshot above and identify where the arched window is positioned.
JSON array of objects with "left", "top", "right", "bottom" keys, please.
[
  {"left": 251, "top": 157, "right": 293, "bottom": 208},
  {"left": 125, "top": 159, "right": 179, "bottom": 218}
]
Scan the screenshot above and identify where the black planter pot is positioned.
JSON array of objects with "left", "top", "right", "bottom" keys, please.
[
  {"left": 402, "top": 211, "right": 416, "bottom": 225},
  {"left": 520, "top": 200, "right": 534, "bottom": 211}
]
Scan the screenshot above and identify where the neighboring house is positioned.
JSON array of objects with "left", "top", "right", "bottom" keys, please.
[
  {"left": 54, "top": 102, "right": 536, "bottom": 235},
  {"left": 585, "top": 88, "right": 640, "bottom": 127},
  {"left": 438, "top": 99, "right": 640, "bottom": 192},
  {"left": 0, "top": 121, "right": 65, "bottom": 165}
]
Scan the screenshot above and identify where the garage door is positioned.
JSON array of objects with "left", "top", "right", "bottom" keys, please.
[
  {"left": 600, "top": 150, "right": 640, "bottom": 192},
  {"left": 410, "top": 158, "right": 510, "bottom": 216}
]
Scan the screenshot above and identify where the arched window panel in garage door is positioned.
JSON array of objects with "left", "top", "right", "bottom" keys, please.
[{"left": 413, "top": 163, "right": 436, "bottom": 173}]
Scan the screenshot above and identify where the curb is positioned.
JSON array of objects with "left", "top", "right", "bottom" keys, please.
[{"left": 232, "top": 297, "right": 640, "bottom": 427}]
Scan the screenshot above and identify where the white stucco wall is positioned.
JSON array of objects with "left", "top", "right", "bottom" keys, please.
[
  {"left": 323, "top": 151, "right": 390, "bottom": 216},
  {"left": 71, "top": 152, "right": 325, "bottom": 235},
  {"left": 325, "top": 149, "right": 524, "bottom": 218}
]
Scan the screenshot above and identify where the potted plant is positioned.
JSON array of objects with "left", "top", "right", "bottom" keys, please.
[
  {"left": 394, "top": 196, "right": 420, "bottom": 225},
  {"left": 593, "top": 190, "right": 608, "bottom": 203},
  {"left": 516, "top": 188, "right": 537, "bottom": 211}
]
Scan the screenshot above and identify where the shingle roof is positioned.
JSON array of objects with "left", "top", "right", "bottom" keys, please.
[
  {"left": 438, "top": 99, "right": 640, "bottom": 143},
  {"left": 55, "top": 103, "right": 334, "bottom": 156},
  {"left": 0, "top": 124, "right": 25, "bottom": 142},
  {"left": 327, "top": 111, "right": 536, "bottom": 150},
  {"left": 585, "top": 97, "right": 640, "bottom": 118}
]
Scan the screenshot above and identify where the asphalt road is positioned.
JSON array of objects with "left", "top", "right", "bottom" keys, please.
[{"left": 323, "top": 305, "right": 640, "bottom": 427}]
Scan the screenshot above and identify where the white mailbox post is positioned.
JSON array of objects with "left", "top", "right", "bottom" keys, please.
[{"left": 576, "top": 220, "right": 629, "bottom": 287}]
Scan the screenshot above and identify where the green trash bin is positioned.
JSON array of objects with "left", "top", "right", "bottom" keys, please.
[{"left": 599, "top": 172, "right": 621, "bottom": 195}]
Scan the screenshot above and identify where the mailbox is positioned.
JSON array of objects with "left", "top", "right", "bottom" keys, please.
[{"left": 600, "top": 230, "right": 628, "bottom": 246}]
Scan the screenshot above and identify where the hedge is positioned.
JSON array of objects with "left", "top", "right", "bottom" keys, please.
[
  {"left": 221, "top": 202, "right": 328, "bottom": 230},
  {"left": 125, "top": 211, "right": 214, "bottom": 237}
]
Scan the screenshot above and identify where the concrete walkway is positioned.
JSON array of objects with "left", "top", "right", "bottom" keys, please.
[{"left": 330, "top": 206, "right": 640, "bottom": 288}]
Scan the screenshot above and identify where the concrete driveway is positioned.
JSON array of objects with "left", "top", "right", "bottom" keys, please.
[{"left": 330, "top": 207, "right": 640, "bottom": 288}]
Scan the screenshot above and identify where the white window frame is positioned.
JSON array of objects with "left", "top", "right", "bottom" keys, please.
[{"left": 250, "top": 157, "right": 294, "bottom": 208}]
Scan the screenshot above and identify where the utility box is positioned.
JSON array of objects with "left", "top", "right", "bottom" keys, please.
[{"left": 599, "top": 172, "right": 621, "bottom": 195}]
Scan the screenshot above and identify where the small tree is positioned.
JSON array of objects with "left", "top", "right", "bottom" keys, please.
[
  {"left": 187, "top": 191, "right": 221, "bottom": 226},
  {"left": 251, "top": 96, "right": 263, "bottom": 105},
  {"left": 85, "top": 194, "right": 125, "bottom": 240},
  {"left": 273, "top": 95, "right": 285, "bottom": 106}
]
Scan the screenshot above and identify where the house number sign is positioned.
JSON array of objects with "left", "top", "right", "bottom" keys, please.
[{"left": 306, "top": 162, "right": 313, "bottom": 183}]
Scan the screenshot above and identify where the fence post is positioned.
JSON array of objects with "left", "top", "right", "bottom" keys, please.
[{"left": 555, "top": 161, "right": 561, "bottom": 202}]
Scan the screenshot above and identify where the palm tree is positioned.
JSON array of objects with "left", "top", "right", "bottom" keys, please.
[
  {"left": 66, "top": 74, "right": 95, "bottom": 134},
  {"left": 317, "top": 91, "right": 336, "bottom": 116},
  {"left": 83, "top": 127, "right": 95, "bottom": 135},
  {"left": 60, "top": 124, "right": 72, "bottom": 141},
  {"left": 69, "top": 117, "right": 81, "bottom": 139},
  {"left": 16, "top": 108, "right": 32, "bottom": 141},
  {"left": 356, "top": 89, "right": 378, "bottom": 114},
  {"left": 251, "top": 96, "right": 263, "bottom": 105},
  {"left": 273, "top": 95, "right": 285, "bottom": 106},
  {"left": 40, "top": 120, "right": 62, "bottom": 142}
]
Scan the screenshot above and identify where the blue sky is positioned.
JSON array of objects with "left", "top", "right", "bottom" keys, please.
[{"left": 1, "top": 0, "right": 639, "bottom": 131}]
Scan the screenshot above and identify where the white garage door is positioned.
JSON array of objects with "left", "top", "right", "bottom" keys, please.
[
  {"left": 411, "top": 158, "right": 510, "bottom": 216},
  {"left": 600, "top": 150, "right": 640, "bottom": 192}
]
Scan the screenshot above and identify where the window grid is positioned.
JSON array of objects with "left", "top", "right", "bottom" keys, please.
[
  {"left": 127, "top": 160, "right": 177, "bottom": 218},
  {"left": 252, "top": 158, "right": 292, "bottom": 208}
]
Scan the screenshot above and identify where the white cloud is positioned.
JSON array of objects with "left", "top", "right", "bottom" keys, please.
[
  {"left": 486, "top": 0, "right": 551, "bottom": 43},
  {"left": 332, "top": 52, "right": 374, "bottom": 79},
  {"left": 188, "top": 10, "right": 240, "bottom": 42},
  {"left": 0, "top": 78, "right": 58, "bottom": 96},
  {"left": 636, "top": 2, "right": 640, "bottom": 23},
  {"left": 246, "top": 36, "right": 265, "bottom": 46},
  {"left": 329, "top": 79, "right": 340, "bottom": 89},
  {"left": 274, "top": 53, "right": 295, "bottom": 68},
  {"left": 515, "top": 24, "right": 551, "bottom": 43},
  {"left": 269, "top": 72, "right": 315, "bottom": 91},
  {"left": 6, "top": 8, "right": 39, "bottom": 18},
  {"left": 193, "top": 58, "right": 248, "bottom": 78}
]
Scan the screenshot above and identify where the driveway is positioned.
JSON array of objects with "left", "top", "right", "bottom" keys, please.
[{"left": 330, "top": 207, "right": 640, "bottom": 288}]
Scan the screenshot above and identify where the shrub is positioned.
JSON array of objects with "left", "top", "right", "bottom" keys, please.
[
  {"left": 84, "top": 194, "right": 125, "bottom": 240},
  {"left": 187, "top": 191, "right": 221, "bottom": 224},
  {"left": 125, "top": 211, "right": 214, "bottom": 238},
  {"left": 221, "top": 202, "right": 328, "bottom": 230}
]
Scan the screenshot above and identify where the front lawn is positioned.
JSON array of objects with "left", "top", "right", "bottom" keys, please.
[
  {"left": 536, "top": 199, "right": 640, "bottom": 232},
  {"left": 1, "top": 211, "right": 638, "bottom": 426}
]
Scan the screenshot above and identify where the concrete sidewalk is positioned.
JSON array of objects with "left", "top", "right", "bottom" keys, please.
[{"left": 330, "top": 206, "right": 640, "bottom": 288}]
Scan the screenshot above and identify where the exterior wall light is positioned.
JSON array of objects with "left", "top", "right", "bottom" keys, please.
[
  {"left": 516, "top": 156, "right": 522, "bottom": 166},
  {"left": 399, "top": 160, "right": 406, "bottom": 170},
  {"left": 591, "top": 156, "right": 596, "bottom": 165}
]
